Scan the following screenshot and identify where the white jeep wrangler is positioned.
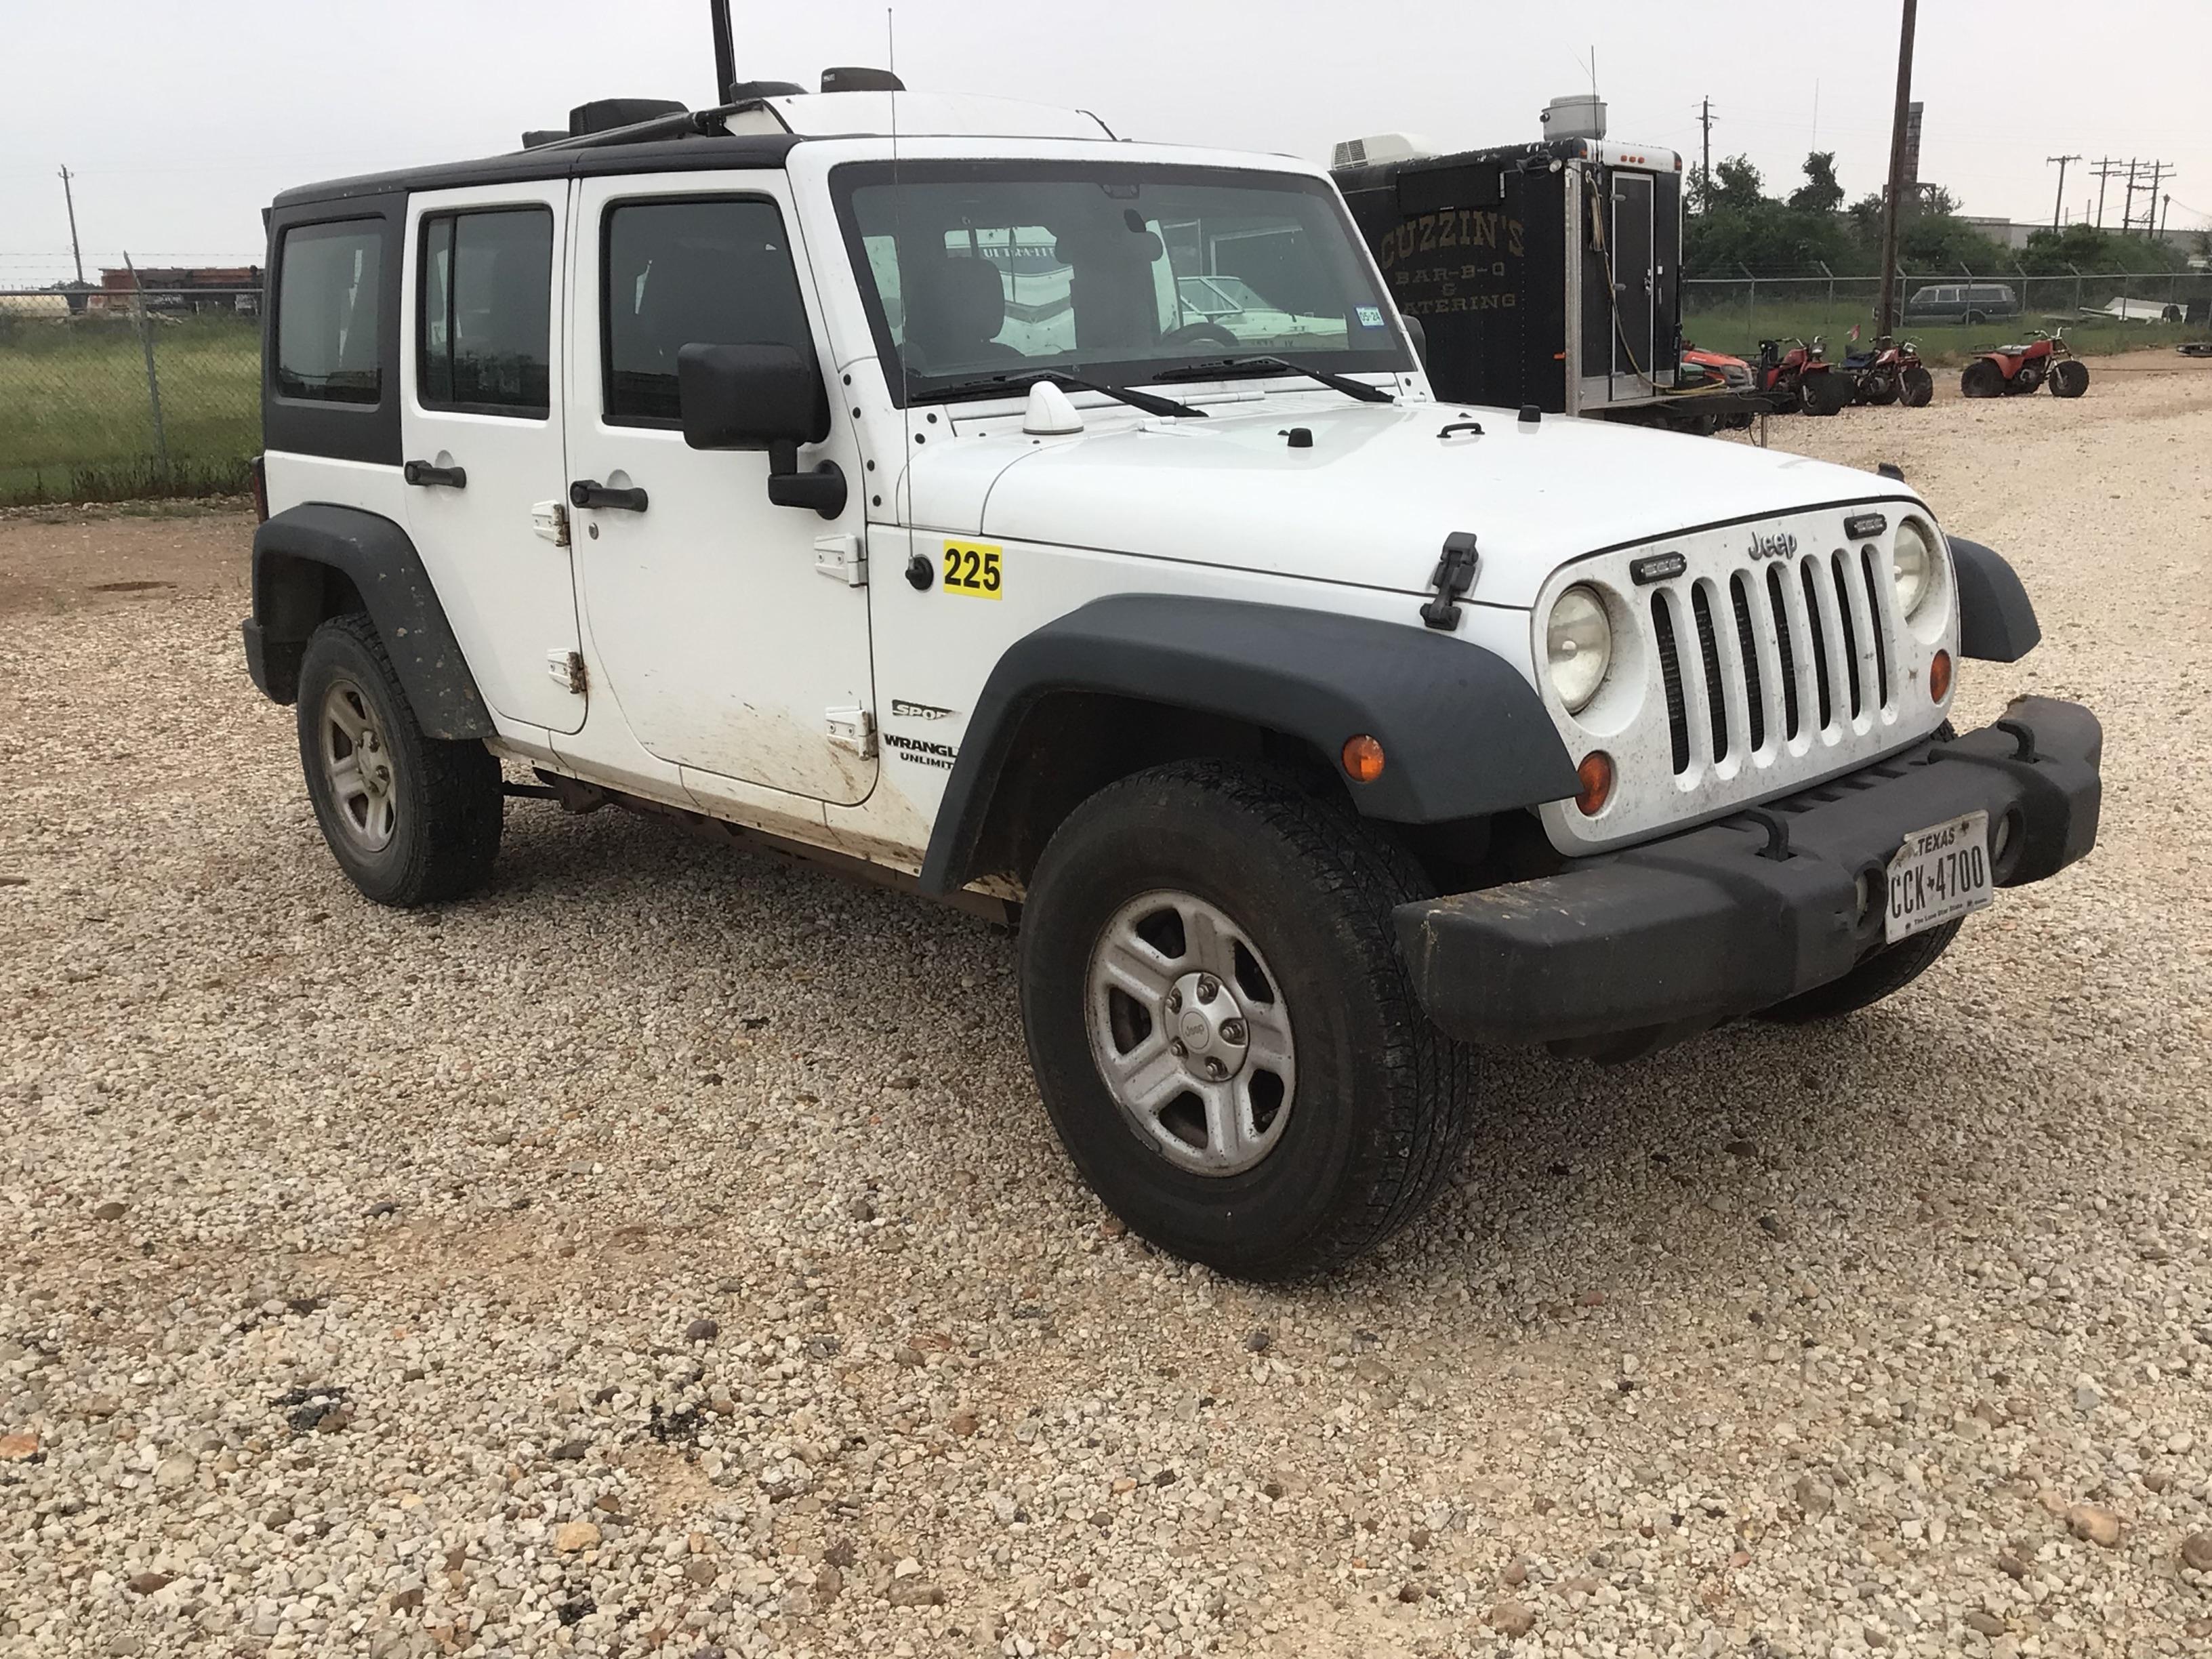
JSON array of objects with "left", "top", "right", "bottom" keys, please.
[{"left": 244, "top": 83, "right": 2102, "bottom": 1278}]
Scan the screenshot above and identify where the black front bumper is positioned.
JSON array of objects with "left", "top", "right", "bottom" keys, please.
[{"left": 1396, "top": 697, "right": 2102, "bottom": 1048}]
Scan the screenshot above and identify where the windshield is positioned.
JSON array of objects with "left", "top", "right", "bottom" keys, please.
[{"left": 831, "top": 161, "right": 1410, "bottom": 404}]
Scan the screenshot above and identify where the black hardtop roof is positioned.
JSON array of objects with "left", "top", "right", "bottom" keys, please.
[{"left": 272, "top": 131, "right": 802, "bottom": 209}]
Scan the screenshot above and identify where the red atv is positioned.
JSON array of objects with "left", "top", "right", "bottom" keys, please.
[
  {"left": 1842, "top": 335, "right": 1934, "bottom": 407},
  {"left": 1756, "top": 336, "right": 1852, "bottom": 416},
  {"left": 1961, "top": 329, "right": 2089, "bottom": 399}
]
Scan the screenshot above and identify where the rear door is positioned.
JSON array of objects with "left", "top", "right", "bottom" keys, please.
[
  {"left": 401, "top": 182, "right": 583, "bottom": 733},
  {"left": 1609, "top": 171, "right": 1655, "bottom": 382}
]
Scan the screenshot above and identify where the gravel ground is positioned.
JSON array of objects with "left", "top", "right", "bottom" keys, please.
[{"left": 4, "top": 361, "right": 2211, "bottom": 1659}]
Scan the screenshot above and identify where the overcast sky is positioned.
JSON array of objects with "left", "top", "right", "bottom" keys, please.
[{"left": 3, "top": 0, "right": 2207, "bottom": 282}]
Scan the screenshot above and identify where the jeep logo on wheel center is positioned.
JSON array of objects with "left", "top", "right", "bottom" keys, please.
[{"left": 239, "top": 64, "right": 2102, "bottom": 1278}]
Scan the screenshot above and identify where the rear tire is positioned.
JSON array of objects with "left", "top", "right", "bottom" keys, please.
[
  {"left": 295, "top": 614, "right": 501, "bottom": 907},
  {"left": 1864, "top": 376, "right": 1900, "bottom": 406},
  {"left": 1017, "top": 761, "right": 1470, "bottom": 1279},
  {"left": 1960, "top": 359, "right": 2005, "bottom": 398},
  {"left": 1900, "top": 365, "right": 1935, "bottom": 407},
  {"left": 2049, "top": 359, "right": 2089, "bottom": 398}
]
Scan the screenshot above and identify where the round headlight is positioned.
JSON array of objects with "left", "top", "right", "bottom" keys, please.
[
  {"left": 1546, "top": 585, "right": 1613, "bottom": 714},
  {"left": 1892, "top": 519, "right": 1936, "bottom": 618}
]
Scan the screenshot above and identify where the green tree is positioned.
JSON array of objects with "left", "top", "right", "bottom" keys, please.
[
  {"left": 1788, "top": 152, "right": 1845, "bottom": 214},
  {"left": 1708, "top": 155, "right": 1766, "bottom": 213},
  {"left": 2018, "top": 223, "right": 2187, "bottom": 274}
]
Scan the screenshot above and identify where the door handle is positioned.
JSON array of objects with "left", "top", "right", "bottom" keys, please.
[
  {"left": 403, "top": 460, "right": 467, "bottom": 489},
  {"left": 570, "top": 479, "right": 648, "bottom": 513}
]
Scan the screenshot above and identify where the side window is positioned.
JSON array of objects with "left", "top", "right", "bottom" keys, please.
[
  {"left": 602, "top": 197, "right": 812, "bottom": 426},
  {"left": 418, "top": 207, "right": 554, "bottom": 417},
  {"left": 276, "top": 220, "right": 384, "bottom": 404}
]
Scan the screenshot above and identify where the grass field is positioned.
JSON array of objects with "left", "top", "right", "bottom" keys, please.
[
  {"left": 1681, "top": 295, "right": 2201, "bottom": 367},
  {"left": 0, "top": 315, "right": 259, "bottom": 506}
]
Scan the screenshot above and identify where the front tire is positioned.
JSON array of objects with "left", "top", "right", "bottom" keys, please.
[
  {"left": 1017, "top": 762, "right": 1469, "bottom": 1279},
  {"left": 1755, "top": 920, "right": 1962, "bottom": 1023},
  {"left": 1900, "top": 365, "right": 1935, "bottom": 407},
  {"left": 1801, "top": 371, "right": 1851, "bottom": 416},
  {"left": 2049, "top": 358, "right": 2089, "bottom": 397},
  {"left": 296, "top": 613, "right": 501, "bottom": 907}
]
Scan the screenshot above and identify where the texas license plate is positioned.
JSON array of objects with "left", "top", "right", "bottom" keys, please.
[{"left": 1885, "top": 810, "right": 1992, "bottom": 943}]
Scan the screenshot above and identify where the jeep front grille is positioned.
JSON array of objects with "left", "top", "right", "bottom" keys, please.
[
  {"left": 1535, "top": 504, "right": 1955, "bottom": 856},
  {"left": 1650, "top": 544, "right": 1900, "bottom": 777}
]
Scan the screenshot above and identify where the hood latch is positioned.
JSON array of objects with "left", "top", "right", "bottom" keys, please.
[{"left": 1420, "top": 531, "right": 1481, "bottom": 631}]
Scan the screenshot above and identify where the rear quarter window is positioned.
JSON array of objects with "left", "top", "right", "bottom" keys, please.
[{"left": 276, "top": 220, "right": 385, "bottom": 404}]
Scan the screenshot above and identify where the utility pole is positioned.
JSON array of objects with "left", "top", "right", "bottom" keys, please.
[
  {"left": 2160, "top": 192, "right": 2171, "bottom": 240},
  {"left": 2123, "top": 160, "right": 2142, "bottom": 233},
  {"left": 1697, "top": 96, "right": 1713, "bottom": 205},
  {"left": 1875, "top": 0, "right": 1918, "bottom": 338},
  {"left": 2142, "top": 161, "right": 2165, "bottom": 234},
  {"left": 2046, "top": 155, "right": 2080, "bottom": 230},
  {"left": 2091, "top": 157, "right": 2116, "bottom": 228},
  {"left": 58, "top": 165, "right": 85, "bottom": 285}
]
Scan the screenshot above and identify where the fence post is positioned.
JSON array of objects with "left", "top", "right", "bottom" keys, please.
[
  {"left": 2067, "top": 262, "right": 2083, "bottom": 315},
  {"left": 1740, "top": 262, "right": 1757, "bottom": 353},
  {"left": 1816, "top": 260, "right": 1834, "bottom": 307},
  {"left": 122, "top": 251, "right": 169, "bottom": 472}
]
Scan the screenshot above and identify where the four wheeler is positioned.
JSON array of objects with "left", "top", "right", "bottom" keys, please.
[
  {"left": 1961, "top": 329, "right": 2089, "bottom": 399},
  {"left": 1842, "top": 335, "right": 1934, "bottom": 408},
  {"left": 1672, "top": 343, "right": 1765, "bottom": 431},
  {"left": 1755, "top": 336, "right": 1852, "bottom": 416}
]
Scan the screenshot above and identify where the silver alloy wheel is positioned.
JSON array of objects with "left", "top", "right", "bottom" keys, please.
[
  {"left": 318, "top": 678, "right": 398, "bottom": 853},
  {"left": 1084, "top": 890, "right": 1297, "bottom": 1176}
]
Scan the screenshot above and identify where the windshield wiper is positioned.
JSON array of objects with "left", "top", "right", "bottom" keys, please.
[
  {"left": 908, "top": 369, "right": 1207, "bottom": 419},
  {"left": 1151, "top": 354, "right": 1395, "bottom": 404}
]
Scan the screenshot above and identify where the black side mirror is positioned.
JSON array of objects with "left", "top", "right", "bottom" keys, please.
[{"left": 676, "top": 342, "right": 846, "bottom": 519}]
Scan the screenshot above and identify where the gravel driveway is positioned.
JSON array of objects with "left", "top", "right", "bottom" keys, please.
[{"left": 5, "top": 363, "right": 2211, "bottom": 1658}]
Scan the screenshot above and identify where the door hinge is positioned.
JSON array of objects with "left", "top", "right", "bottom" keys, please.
[
  {"left": 813, "top": 532, "right": 867, "bottom": 586},
  {"left": 548, "top": 650, "right": 587, "bottom": 695},
  {"left": 825, "top": 705, "right": 876, "bottom": 758},
  {"left": 532, "top": 500, "right": 571, "bottom": 547}
]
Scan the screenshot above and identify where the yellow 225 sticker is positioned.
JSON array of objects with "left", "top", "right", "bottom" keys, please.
[{"left": 941, "top": 540, "right": 1004, "bottom": 599}]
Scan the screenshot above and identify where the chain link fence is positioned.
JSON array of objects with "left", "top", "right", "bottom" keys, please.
[
  {"left": 0, "top": 286, "right": 261, "bottom": 508},
  {"left": 1, "top": 262, "right": 2207, "bottom": 508},
  {"left": 1682, "top": 269, "right": 2208, "bottom": 363}
]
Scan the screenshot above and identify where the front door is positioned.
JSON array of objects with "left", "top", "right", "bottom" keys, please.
[
  {"left": 565, "top": 175, "right": 877, "bottom": 805},
  {"left": 1610, "top": 173, "right": 1654, "bottom": 382},
  {"left": 401, "top": 182, "right": 584, "bottom": 734}
]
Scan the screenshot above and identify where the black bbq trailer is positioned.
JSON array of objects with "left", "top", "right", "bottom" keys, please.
[{"left": 1333, "top": 136, "right": 1778, "bottom": 432}]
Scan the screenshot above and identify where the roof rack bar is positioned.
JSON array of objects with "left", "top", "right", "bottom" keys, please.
[{"left": 525, "top": 104, "right": 745, "bottom": 154}]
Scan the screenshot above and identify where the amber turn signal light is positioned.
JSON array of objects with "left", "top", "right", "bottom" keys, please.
[
  {"left": 1340, "top": 734, "right": 1386, "bottom": 783},
  {"left": 1575, "top": 750, "right": 1615, "bottom": 816},
  {"left": 1929, "top": 649, "right": 1952, "bottom": 703}
]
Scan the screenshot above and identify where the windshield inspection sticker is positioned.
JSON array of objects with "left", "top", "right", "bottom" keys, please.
[
  {"left": 1355, "top": 304, "right": 1385, "bottom": 328},
  {"left": 941, "top": 541, "right": 1004, "bottom": 599}
]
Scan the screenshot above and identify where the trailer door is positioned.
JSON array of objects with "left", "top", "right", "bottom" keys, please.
[{"left": 1610, "top": 172, "right": 1654, "bottom": 384}]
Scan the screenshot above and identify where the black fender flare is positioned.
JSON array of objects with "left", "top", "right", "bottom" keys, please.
[
  {"left": 246, "top": 503, "right": 493, "bottom": 740},
  {"left": 1947, "top": 537, "right": 2041, "bottom": 663},
  {"left": 917, "top": 594, "right": 1580, "bottom": 897}
]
